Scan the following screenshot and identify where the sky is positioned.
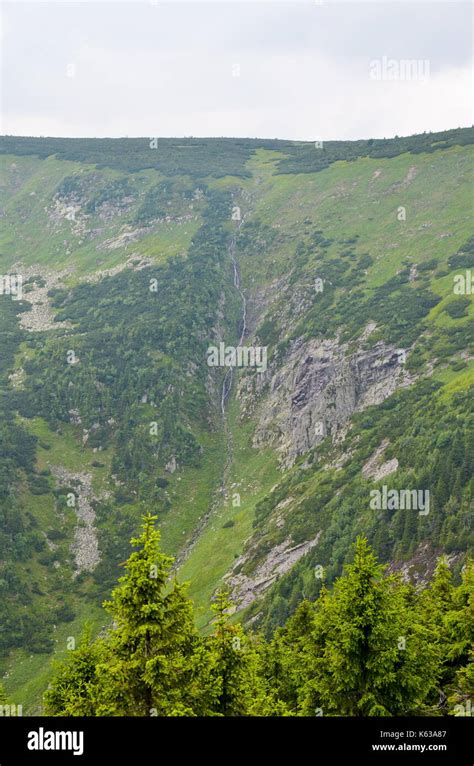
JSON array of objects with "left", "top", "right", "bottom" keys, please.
[{"left": 1, "top": 0, "right": 472, "bottom": 141}]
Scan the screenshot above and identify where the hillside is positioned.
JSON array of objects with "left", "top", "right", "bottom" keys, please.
[{"left": 0, "top": 128, "right": 472, "bottom": 711}]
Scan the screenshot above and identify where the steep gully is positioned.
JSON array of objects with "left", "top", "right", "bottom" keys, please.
[
  {"left": 221, "top": 216, "right": 247, "bottom": 413},
  {"left": 173, "top": 214, "right": 248, "bottom": 570}
]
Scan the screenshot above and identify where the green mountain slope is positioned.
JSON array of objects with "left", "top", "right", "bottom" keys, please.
[{"left": 0, "top": 128, "right": 472, "bottom": 710}]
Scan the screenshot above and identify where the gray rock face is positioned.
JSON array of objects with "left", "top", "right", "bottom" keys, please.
[
  {"left": 238, "top": 336, "right": 413, "bottom": 467},
  {"left": 11, "top": 263, "right": 73, "bottom": 333},
  {"left": 50, "top": 467, "right": 102, "bottom": 576},
  {"left": 226, "top": 533, "right": 321, "bottom": 610},
  {"left": 362, "top": 438, "right": 399, "bottom": 481},
  {"left": 165, "top": 455, "right": 178, "bottom": 474}
]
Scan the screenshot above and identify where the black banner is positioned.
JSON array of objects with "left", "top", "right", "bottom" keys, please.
[{"left": 0, "top": 716, "right": 471, "bottom": 765}]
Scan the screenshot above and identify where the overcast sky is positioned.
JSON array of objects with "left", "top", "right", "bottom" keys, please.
[{"left": 1, "top": 1, "right": 472, "bottom": 140}]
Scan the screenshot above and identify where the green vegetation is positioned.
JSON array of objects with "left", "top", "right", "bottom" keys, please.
[
  {"left": 277, "top": 127, "right": 474, "bottom": 174},
  {"left": 2, "top": 127, "right": 473, "bottom": 177},
  {"left": 0, "top": 128, "right": 472, "bottom": 711},
  {"left": 44, "top": 518, "right": 473, "bottom": 716},
  {"left": 244, "top": 379, "right": 473, "bottom": 635}
]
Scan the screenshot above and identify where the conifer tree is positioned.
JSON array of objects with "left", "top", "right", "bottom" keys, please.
[
  {"left": 96, "top": 513, "right": 203, "bottom": 715},
  {"left": 44, "top": 515, "right": 207, "bottom": 716},
  {"left": 418, "top": 555, "right": 458, "bottom": 711},
  {"left": 449, "top": 659, "right": 474, "bottom": 716},
  {"left": 299, "top": 537, "right": 440, "bottom": 716},
  {"left": 43, "top": 627, "right": 104, "bottom": 716},
  {"left": 43, "top": 527, "right": 468, "bottom": 718},
  {"left": 206, "top": 590, "right": 261, "bottom": 716},
  {"left": 445, "top": 561, "right": 474, "bottom": 714},
  {"left": 263, "top": 599, "right": 315, "bottom": 713}
]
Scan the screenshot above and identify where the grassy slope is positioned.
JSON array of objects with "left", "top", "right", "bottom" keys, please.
[
  {"left": 176, "top": 143, "right": 473, "bottom": 624},
  {"left": 0, "top": 156, "right": 212, "bottom": 708},
  {"left": 0, "top": 155, "right": 200, "bottom": 277},
  {"left": 245, "top": 146, "right": 472, "bottom": 284},
  {"left": 4, "top": 599, "right": 105, "bottom": 714},
  {"left": 1, "top": 415, "right": 113, "bottom": 712},
  {"left": 178, "top": 396, "right": 280, "bottom": 630}
]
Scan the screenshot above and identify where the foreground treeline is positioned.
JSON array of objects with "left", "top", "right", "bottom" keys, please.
[{"left": 41, "top": 515, "right": 472, "bottom": 717}]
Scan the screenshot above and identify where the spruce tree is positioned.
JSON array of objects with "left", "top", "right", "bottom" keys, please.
[
  {"left": 299, "top": 537, "right": 440, "bottom": 716},
  {"left": 445, "top": 561, "right": 474, "bottom": 714},
  {"left": 206, "top": 590, "right": 261, "bottom": 716},
  {"left": 419, "top": 555, "right": 458, "bottom": 711},
  {"left": 44, "top": 514, "right": 207, "bottom": 716},
  {"left": 96, "top": 513, "right": 202, "bottom": 715},
  {"left": 43, "top": 627, "right": 104, "bottom": 716},
  {"left": 264, "top": 600, "right": 315, "bottom": 713}
]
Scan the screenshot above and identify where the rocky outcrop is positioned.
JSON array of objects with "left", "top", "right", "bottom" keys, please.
[
  {"left": 362, "top": 439, "right": 399, "bottom": 481},
  {"left": 225, "top": 532, "right": 321, "bottom": 610},
  {"left": 11, "top": 264, "right": 73, "bottom": 333},
  {"left": 388, "top": 542, "right": 464, "bottom": 586},
  {"left": 8, "top": 367, "right": 25, "bottom": 389},
  {"left": 238, "top": 336, "right": 413, "bottom": 467},
  {"left": 50, "top": 467, "right": 102, "bottom": 576},
  {"left": 99, "top": 225, "right": 149, "bottom": 251},
  {"left": 165, "top": 456, "right": 178, "bottom": 474}
]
